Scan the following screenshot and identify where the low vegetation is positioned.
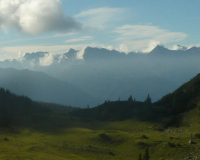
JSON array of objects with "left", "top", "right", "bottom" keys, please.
[{"left": 1, "top": 73, "right": 200, "bottom": 159}]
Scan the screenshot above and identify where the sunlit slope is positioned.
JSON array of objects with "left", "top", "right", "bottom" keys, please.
[
  {"left": 2, "top": 73, "right": 200, "bottom": 159},
  {"left": 155, "top": 73, "right": 200, "bottom": 114},
  {"left": 2, "top": 112, "right": 200, "bottom": 160}
]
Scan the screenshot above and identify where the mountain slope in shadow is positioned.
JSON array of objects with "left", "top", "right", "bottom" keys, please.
[{"left": 0, "top": 68, "right": 101, "bottom": 107}]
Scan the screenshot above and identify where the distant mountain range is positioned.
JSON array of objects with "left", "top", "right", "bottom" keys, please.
[
  {"left": 0, "top": 68, "right": 101, "bottom": 107},
  {"left": 0, "top": 45, "right": 199, "bottom": 106},
  {"left": 1, "top": 45, "right": 200, "bottom": 69},
  {"left": 2, "top": 45, "right": 200, "bottom": 66},
  {"left": 71, "top": 70, "right": 200, "bottom": 124}
]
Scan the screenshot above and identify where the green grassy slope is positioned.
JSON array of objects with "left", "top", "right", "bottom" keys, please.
[
  {"left": 2, "top": 73, "right": 200, "bottom": 159},
  {"left": 155, "top": 73, "right": 200, "bottom": 114},
  {"left": 1, "top": 108, "right": 200, "bottom": 160}
]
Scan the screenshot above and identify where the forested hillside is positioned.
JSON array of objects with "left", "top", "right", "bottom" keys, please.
[{"left": 1, "top": 73, "right": 200, "bottom": 159}]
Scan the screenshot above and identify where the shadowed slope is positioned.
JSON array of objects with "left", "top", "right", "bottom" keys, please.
[
  {"left": 0, "top": 68, "right": 101, "bottom": 107},
  {"left": 155, "top": 73, "right": 200, "bottom": 114}
]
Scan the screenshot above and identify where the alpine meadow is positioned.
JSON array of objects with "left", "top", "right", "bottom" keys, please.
[{"left": 0, "top": 0, "right": 200, "bottom": 160}]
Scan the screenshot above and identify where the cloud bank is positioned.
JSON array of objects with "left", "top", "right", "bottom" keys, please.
[
  {"left": 113, "top": 25, "right": 188, "bottom": 52},
  {"left": 39, "top": 53, "right": 54, "bottom": 66},
  {"left": 171, "top": 45, "right": 188, "bottom": 51},
  {"left": 0, "top": 0, "right": 82, "bottom": 35}
]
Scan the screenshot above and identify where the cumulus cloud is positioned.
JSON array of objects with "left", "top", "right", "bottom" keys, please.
[
  {"left": 65, "top": 36, "right": 93, "bottom": 43},
  {"left": 75, "top": 7, "right": 125, "bottom": 30},
  {"left": 1, "top": 44, "right": 89, "bottom": 58},
  {"left": 18, "top": 51, "right": 25, "bottom": 59},
  {"left": 0, "top": 0, "right": 82, "bottom": 35},
  {"left": 77, "top": 49, "right": 85, "bottom": 59},
  {"left": 39, "top": 53, "right": 54, "bottom": 66},
  {"left": 117, "top": 44, "right": 130, "bottom": 53}
]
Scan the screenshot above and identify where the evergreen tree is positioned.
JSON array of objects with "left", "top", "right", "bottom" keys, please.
[
  {"left": 143, "top": 148, "right": 150, "bottom": 160},
  {"left": 128, "top": 95, "right": 133, "bottom": 102},
  {"left": 145, "top": 94, "right": 152, "bottom": 104},
  {"left": 138, "top": 153, "right": 142, "bottom": 160}
]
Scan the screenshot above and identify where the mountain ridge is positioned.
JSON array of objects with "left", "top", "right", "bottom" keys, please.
[
  {"left": 71, "top": 72, "right": 200, "bottom": 125},
  {"left": 0, "top": 45, "right": 199, "bottom": 106},
  {"left": 155, "top": 73, "right": 200, "bottom": 114},
  {"left": 3, "top": 45, "right": 200, "bottom": 64},
  {"left": 0, "top": 68, "right": 101, "bottom": 107}
]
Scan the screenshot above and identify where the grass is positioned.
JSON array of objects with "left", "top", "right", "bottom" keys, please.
[{"left": 1, "top": 106, "right": 200, "bottom": 160}]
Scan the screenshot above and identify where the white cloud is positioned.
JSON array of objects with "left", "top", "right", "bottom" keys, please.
[
  {"left": 187, "top": 44, "right": 200, "bottom": 49},
  {"left": 65, "top": 36, "right": 93, "bottom": 43},
  {"left": 0, "top": 42, "right": 116, "bottom": 60},
  {"left": 0, "top": 36, "right": 52, "bottom": 45},
  {"left": 39, "top": 53, "right": 54, "bottom": 66},
  {"left": 18, "top": 51, "right": 25, "bottom": 59},
  {"left": 1, "top": 44, "right": 87, "bottom": 57},
  {"left": 113, "top": 25, "right": 187, "bottom": 52},
  {"left": 0, "top": 49, "right": 16, "bottom": 61},
  {"left": 113, "top": 25, "right": 165, "bottom": 40},
  {"left": 171, "top": 45, "right": 188, "bottom": 51},
  {"left": 75, "top": 7, "right": 125, "bottom": 30},
  {"left": 142, "top": 40, "right": 161, "bottom": 53},
  {"left": 0, "top": 0, "right": 82, "bottom": 35},
  {"left": 155, "top": 32, "right": 187, "bottom": 44},
  {"left": 54, "top": 32, "right": 76, "bottom": 37},
  {"left": 117, "top": 44, "right": 130, "bottom": 53},
  {"left": 77, "top": 49, "right": 85, "bottom": 59}
]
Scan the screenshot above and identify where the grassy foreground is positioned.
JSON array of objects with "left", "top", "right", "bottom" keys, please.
[{"left": 1, "top": 105, "right": 200, "bottom": 160}]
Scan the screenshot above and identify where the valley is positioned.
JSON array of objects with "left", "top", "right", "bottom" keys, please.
[
  {"left": 1, "top": 108, "right": 200, "bottom": 160},
  {"left": 1, "top": 73, "right": 200, "bottom": 159},
  {"left": 1, "top": 1, "right": 200, "bottom": 159}
]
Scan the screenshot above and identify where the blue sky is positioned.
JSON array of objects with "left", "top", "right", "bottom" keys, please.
[{"left": 0, "top": 0, "right": 199, "bottom": 60}]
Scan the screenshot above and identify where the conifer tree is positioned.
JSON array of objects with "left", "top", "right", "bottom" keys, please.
[
  {"left": 143, "top": 148, "right": 150, "bottom": 160},
  {"left": 145, "top": 94, "right": 151, "bottom": 104},
  {"left": 138, "top": 153, "right": 142, "bottom": 160},
  {"left": 128, "top": 95, "right": 133, "bottom": 102}
]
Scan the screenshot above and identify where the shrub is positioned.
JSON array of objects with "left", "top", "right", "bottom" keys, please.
[
  {"left": 194, "top": 133, "right": 200, "bottom": 138},
  {"left": 98, "top": 133, "right": 112, "bottom": 142},
  {"left": 168, "top": 142, "right": 176, "bottom": 147}
]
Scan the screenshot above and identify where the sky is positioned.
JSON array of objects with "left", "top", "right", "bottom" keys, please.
[{"left": 0, "top": 0, "right": 200, "bottom": 60}]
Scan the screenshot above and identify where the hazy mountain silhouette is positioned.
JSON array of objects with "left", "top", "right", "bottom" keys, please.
[
  {"left": 83, "top": 47, "right": 126, "bottom": 60},
  {"left": 0, "top": 45, "right": 200, "bottom": 104},
  {"left": 71, "top": 72, "right": 200, "bottom": 124},
  {"left": 0, "top": 68, "right": 101, "bottom": 107},
  {"left": 149, "top": 45, "right": 171, "bottom": 55},
  {"left": 58, "top": 65, "right": 177, "bottom": 102}
]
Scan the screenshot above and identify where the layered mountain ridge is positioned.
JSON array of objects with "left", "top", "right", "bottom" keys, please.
[
  {"left": 0, "top": 68, "right": 101, "bottom": 107},
  {"left": 3, "top": 45, "right": 200, "bottom": 65},
  {"left": 0, "top": 45, "right": 199, "bottom": 106}
]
